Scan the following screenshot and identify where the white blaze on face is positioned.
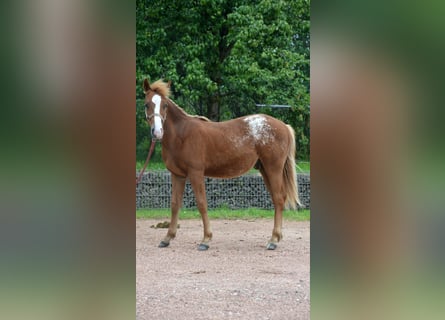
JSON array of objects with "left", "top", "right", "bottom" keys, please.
[
  {"left": 244, "top": 115, "right": 273, "bottom": 144},
  {"left": 151, "top": 94, "right": 164, "bottom": 139}
]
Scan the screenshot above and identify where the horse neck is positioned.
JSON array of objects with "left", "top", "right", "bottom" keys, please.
[
  {"left": 163, "top": 99, "right": 188, "bottom": 141},
  {"left": 165, "top": 98, "right": 189, "bottom": 123}
]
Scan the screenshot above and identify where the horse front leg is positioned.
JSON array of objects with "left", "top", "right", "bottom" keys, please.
[
  {"left": 189, "top": 171, "right": 212, "bottom": 251},
  {"left": 159, "top": 174, "right": 186, "bottom": 248}
]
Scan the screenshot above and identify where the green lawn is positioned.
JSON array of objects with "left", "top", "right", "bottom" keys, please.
[
  {"left": 137, "top": 160, "right": 310, "bottom": 173},
  {"left": 136, "top": 208, "right": 310, "bottom": 221},
  {"left": 136, "top": 161, "right": 168, "bottom": 171},
  {"left": 296, "top": 161, "right": 310, "bottom": 173}
]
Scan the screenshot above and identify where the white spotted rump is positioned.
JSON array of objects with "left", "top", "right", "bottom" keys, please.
[{"left": 244, "top": 115, "right": 273, "bottom": 144}]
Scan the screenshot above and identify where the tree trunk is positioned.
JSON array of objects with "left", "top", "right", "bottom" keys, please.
[{"left": 206, "top": 94, "right": 220, "bottom": 121}]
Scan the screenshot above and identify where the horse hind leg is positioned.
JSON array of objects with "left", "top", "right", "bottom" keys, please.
[
  {"left": 259, "top": 164, "right": 285, "bottom": 250},
  {"left": 254, "top": 159, "right": 262, "bottom": 170},
  {"left": 159, "top": 174, "right": 186, "bottom": 248}
]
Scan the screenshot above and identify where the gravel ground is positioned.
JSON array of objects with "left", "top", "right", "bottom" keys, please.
[{"left": 136, "top": 219, "right": 310, "bottom": 320}]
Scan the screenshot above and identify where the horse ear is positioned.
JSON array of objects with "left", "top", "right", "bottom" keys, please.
[
  {"left": 143, "top": 79, "right": 150, "bottom": 94},
  {"left": 167, "top": 80, "right": 172, "bottom": 88}
]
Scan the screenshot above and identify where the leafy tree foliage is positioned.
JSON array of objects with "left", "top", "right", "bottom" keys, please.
[{"left": 137, "top": 0, "right": 310, "bottom": 160}]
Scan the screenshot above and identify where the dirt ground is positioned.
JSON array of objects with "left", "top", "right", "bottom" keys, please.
[{"left": 136, "top": 219, "right": 310, "bottom": 320}]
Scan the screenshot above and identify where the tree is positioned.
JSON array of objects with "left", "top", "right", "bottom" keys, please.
[{"left": 136, "top": 0, "right": 310, "bottom": 160}]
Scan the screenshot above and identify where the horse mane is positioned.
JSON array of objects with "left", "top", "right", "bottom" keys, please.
[
  {"left": 150, "top": 79, "right": 171, "bottom": 97},
  {"left": 167, "top": 97, "right": 211, "bottom": 122},
  {"left": 196, "top": 116, "right": 211, "bottom": 122},
  {"left": 176, "top": 106, "right": 210, "bottom": 122},
  {"left": 150, "top": 79, "right": 210, "bottom": 122}
]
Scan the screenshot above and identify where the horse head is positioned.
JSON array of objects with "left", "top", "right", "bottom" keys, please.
[{"left": 143, "top": 79, "right": 171, "bottom": 140}]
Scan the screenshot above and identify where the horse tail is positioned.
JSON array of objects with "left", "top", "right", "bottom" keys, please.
[{"left": 283, "top": 125, "right": 301, "bottom": 209}]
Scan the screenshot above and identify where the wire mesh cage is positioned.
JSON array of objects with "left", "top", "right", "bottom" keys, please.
[{"left": 136, "top": 171, "right": 310, "bottom": 210}]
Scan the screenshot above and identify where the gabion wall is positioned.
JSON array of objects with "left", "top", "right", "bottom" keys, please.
[{"left": 136, "top": 171, "right": 310, "bottom": 210}]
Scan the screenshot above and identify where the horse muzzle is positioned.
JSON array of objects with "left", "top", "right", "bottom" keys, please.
[{"left": 151, "top": 127, "right": 164, "bottom": 140}]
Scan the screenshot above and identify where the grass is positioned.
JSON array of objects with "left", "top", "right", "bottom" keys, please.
[
  {"left": 136, "top": 208, "right": 310, "bottom": 221},
  {"left": 136, "top": 161, "right": 167, "bottom": 171},
  {"left": 136, "top": 160, "right": 310, "bottom": 173},
  {"left": 296, "top": 161, "right": 310, "bottom": 173}
]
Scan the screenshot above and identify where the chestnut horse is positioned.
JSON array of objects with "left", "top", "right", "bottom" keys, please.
[{"left": 143, "top": 79, "right": 300, "bottom": 250}]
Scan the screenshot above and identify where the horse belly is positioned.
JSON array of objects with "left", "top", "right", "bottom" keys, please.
[{"left": 204, "top": 153, "right": 257, "bottom": 178}]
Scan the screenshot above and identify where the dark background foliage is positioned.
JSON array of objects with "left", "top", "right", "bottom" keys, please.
[{"left": 136, "top": 0, "right": 310, "bottom": 160}]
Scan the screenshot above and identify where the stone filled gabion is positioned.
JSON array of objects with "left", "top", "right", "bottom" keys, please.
[{"left": 136, "top": 171, "right": 310, "bottom": 210}]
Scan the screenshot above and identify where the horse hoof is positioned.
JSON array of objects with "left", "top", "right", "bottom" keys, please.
[
  {"left": 266, "top": 242, "right": 277, "bottom": 250},
  {"left": 198, "top": 243, "right": 209, "bottom": 251},
  {"left": 158, "top": 240, "right": 170, "bottom": 248}
]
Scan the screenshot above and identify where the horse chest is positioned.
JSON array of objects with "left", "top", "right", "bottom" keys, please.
[
  {"left": 165, "top": 161, "right": 187, "bottom": 178},
  {"left": 162, "top": 148, "right": 187, "bottom": 177}
]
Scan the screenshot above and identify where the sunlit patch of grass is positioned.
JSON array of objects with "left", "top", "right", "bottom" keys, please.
[{"left": 136, "top": 208, "right": 310, "bottom": 221}]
